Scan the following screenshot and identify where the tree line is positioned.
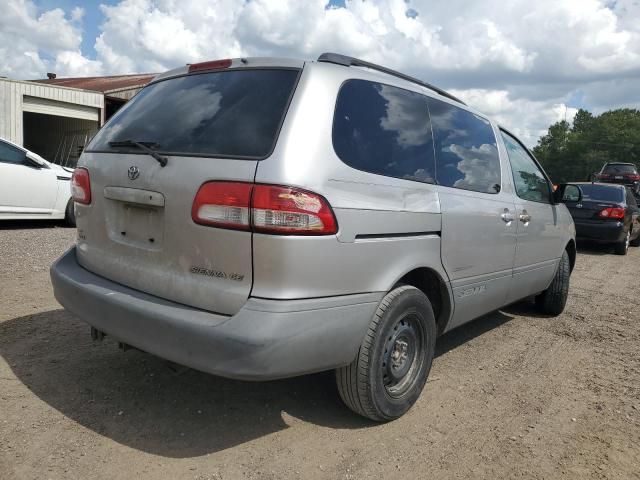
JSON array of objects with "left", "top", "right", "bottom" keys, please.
[{"left": 532, "top": 108, "right": 640, "bottom": 183}]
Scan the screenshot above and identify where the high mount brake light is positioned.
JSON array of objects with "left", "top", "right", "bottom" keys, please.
[
  {"left": 192, "top": 182, "right": 338, "bottom": 235},
  {"left": 598, "top": 207, "right": 625, "bottom": 219},
  {"left": 188, "top": 59, "right": 232, "bottom": 73},
  {"left": 71, "top": 167, "right": 91, "bottom": 205}
]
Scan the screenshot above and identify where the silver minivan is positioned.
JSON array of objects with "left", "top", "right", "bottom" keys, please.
[{"left": 51, "top": 53, "right": 579, "bottom": 421}]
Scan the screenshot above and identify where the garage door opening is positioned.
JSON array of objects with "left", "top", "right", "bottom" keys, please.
[{"left": 23, "top": 112, "right": 99, "bottom": 168}]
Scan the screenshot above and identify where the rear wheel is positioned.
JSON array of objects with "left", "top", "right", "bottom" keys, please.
[
  {"left": 535, "top": 250, "right": 570, "bottom": 316},
  {"left": 614, "top": 230, "right": 630, "bottom": 255},
  {"left": 630, "top": 230, "right": 640, "bottom": 247},
  {"left": 335, "top": 286, "right": 436, "bottom": 422},
  {"left": 64, "top": 199, "right": 76, "bottom": 227}
]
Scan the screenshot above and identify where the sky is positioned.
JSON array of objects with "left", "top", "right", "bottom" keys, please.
[{"left": 1, "top": 0, "right": 640, "bottom": 146}]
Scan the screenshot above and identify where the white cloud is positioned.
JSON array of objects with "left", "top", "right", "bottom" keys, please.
[
  {"left": 0, "top": 0, "right": 99, "bottom": 78},
  {"left": 451, "top": 89, "right": 579, "bottom": 146},
  {"left": 0, "top": 0, "right": 639, "bottom": 146}
]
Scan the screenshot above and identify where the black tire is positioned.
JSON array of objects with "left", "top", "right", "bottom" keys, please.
[
  {"left": 535, "top": 250, "right": 570, "bottom": 316},
  {"left": 614, "top": 230, "right": 630, "bottom": 255},
  {"left": 630, "top": 230, "right": 640, "bottom": 247},
  {"left": 335, "top": 286, "right": 436, "bottom": 422},
  {"left": 64, "top": 199, "right": 76, "bottom": 227}
]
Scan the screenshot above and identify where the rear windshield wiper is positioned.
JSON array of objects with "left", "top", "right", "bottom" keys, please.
[{"left": 108, "top": 140, "right": 168, "bottom": 167}]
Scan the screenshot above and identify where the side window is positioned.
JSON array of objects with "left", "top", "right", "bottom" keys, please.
[
  {"left": 562, "top": 185, "right": 581, "bottom": 202},
  {"left": 500, "top": 131, "right": 551, "bottom": 204},
  {"left": 428, "top": 97, "right": 501, "bottom": 194},
  {"left": 0, "top": 141, "right": 27, "bottom": 164},
  {"left": 333, "top": 80, "right": 435, "bottom": 183}
]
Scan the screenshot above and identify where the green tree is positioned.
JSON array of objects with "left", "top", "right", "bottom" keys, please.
[{"left": 533, "top": 108, "right": 640, "bottom": 183}]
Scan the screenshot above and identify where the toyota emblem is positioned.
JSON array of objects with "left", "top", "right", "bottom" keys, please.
[{"left": 128, "top": 166, "right": 140, "bottom": 180}]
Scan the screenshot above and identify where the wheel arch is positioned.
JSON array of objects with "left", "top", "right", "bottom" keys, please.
[{"left": 393, "top": 267, "right": 453, "bottom": 336}]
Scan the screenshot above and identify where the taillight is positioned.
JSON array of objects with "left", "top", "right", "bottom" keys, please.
[
  {"left": 597, "top": 174, "right": 609, "bottom": 180},
  {"left": 192, "top": 182, "right": 252, "bottom": 230},
  {"left": 192, "top": 182, "right": 338, "bottom": 235},
  {"left": 71, "top": 167, "right": 91, "bottom": 205},
  {"left": 188, "top": 59, "right": 232, "bottom": 73},
  {"left": 252, "top": 185, "right": 337, "bottom": 235},
  {"left": 599, "top": 207, "right": 625, "bottom": 219},
  {"left": 626, "top": 174, "right": 640, "bottom": 181}
]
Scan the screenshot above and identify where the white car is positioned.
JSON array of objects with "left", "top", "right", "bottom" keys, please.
[{"left": 0, "top": 137, "right": 75, "bottom": 225}]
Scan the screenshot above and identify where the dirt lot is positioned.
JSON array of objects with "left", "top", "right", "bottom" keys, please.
[{"left": 1, "top": 222, "right": 639, "bottom": 480}]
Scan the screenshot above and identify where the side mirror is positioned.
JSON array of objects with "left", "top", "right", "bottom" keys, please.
[
  {"left": 25, "top": 152, "right": 48, "bottom": 168},
  {"left": 554, "top": 184, "right": 582, "bottom": 204}
]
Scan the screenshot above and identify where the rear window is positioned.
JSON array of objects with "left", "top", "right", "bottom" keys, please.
[
  {"left": 332, "top": 80, "right": 436, "bottom": 184},
  {"left": 88, "top": 69, "right": 299, "bottom": 159},
  {"left": 579, "top": 185, "right": 624, "bottom": 203},
  {"left": 603, "top": 164, "right": 637, "bottom": 174}
]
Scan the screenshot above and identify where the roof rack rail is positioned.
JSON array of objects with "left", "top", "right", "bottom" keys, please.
[{"left": 317, "top": 52, "right": 466, "bottom": 106}]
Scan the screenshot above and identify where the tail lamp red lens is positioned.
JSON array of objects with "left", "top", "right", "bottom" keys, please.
[
  {"left": 192, "top": 182, "right": 338, "bottom": 235},
  {"left": 626, "top": 174, "right": 640, "bottom": 181},
  {"left": 188, "top": 59, "right": 232, "bottom": 73},
  {"left": 191, "top": 182, "right": 252, "bottom": 230},
  {"left": 598, "top": 207, "right": 625, "bottom": 219},
  {"left": 71, "top": 167, "right": 91, "bottom": 205}
]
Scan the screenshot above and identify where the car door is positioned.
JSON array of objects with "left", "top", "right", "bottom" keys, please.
[
  {"left": 499, "top": 130, "right": 565, "bottom": 303},
  {"left": 427, "top": 97, "right": 517, "bottom": 329},
  {"left": 0, "top": 141, "right": 58, "bottom": 213}
]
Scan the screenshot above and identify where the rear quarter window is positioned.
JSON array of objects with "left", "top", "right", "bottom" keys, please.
[{"left": 332, "top": 79, "right": 436, "bottom": 184}]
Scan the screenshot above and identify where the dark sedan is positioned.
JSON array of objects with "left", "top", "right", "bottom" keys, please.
[
  {"left": 562, "top": 182, "right": 640, "bottom": 255},
  {"left": 594, "top": 162, "right": 640, "bottom": 195}
]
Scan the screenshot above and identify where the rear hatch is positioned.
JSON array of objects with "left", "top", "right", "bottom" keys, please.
[
  {"left": 76, "top": 64, "right": 300, "bottom": 315},
  {"left": 565, "top": 184, "right": 625, "bottom": 221}
]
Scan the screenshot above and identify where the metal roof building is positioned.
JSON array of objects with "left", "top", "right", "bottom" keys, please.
[{"left": 0, "top": 73, "right": 154, "bottom": 167}]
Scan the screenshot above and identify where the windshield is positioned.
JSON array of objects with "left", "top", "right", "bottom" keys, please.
[
  {"left": 88, "top": 69, "right": 300, "bottom": 159},
  {"left": 580, "top": 184, "right": 624, "bottom": 203},
  {"left": 603, "top": 164, "right": 637, "bottom": 174}
]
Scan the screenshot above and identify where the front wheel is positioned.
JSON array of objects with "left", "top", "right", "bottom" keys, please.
[
  {"left": 336, "top": 286, "right": 436, "bottom": 422},
  {"left": 535, "top": 250, "right": 570, "bottom": 316}
]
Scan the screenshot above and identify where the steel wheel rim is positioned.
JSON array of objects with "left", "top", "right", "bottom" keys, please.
[
  {"left": 626, "top": 231, "right": 630, "bottom": 250},
  {"left": 381, "top": 312, "right": 426, "bottom": 398}
]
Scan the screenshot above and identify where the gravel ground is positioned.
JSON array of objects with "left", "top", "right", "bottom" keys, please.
[{"left": 1, "top": 222, "right": 639, "bottom": 480}]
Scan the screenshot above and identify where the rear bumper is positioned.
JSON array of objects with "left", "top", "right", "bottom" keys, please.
[
  {"left": 575, "top": 221, "right": 625, "bottom": 243},
  {"left": 50, "top": 247, "right": 383, "bottom": 380}
]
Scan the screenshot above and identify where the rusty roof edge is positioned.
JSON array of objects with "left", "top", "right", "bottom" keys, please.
[
  {"left": 1, "top": 77, "right": 105, "bottom": 96},
  {"left": 102, "top": 83, "right": 152, "bottom": 94}
]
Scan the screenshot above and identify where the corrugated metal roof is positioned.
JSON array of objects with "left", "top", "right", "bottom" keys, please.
[{"left": 31, "top": 74, "right": 156, "bottom": 93}]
